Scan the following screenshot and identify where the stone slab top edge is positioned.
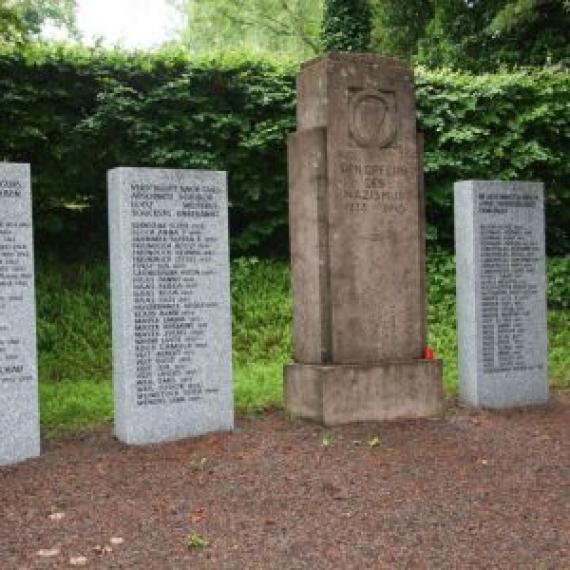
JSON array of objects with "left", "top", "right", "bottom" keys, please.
[
  {"left": 300, "top": 51, "right": 411, "bottom": 74},
  {"left": 454, "top": 180, "right": 543, "bottom": 188},
  {"left": 0, "top": 161, "right": 30, "bottom": 167},
  {"left": 107, "top": 167, "right": 226, "bottom": 176}
]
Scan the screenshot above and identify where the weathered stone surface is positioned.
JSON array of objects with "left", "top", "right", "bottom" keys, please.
[
  {"left": 285, "top": 361, "right": 443, "bottom": 425},
  {"left": 108, "top": 167, "right": 233, "bottom": 445},
  {"left": 0, "top": 163, "right": 40, "bottom": 465},
  {"left": 290, "top": 53, "right": 426, "bottom": 364},
  {"left": 454, "top": 180, "right": 548, "bottom": 408},
  {"left": 286, "top": 53, "right": 442, "bottom": 423}
]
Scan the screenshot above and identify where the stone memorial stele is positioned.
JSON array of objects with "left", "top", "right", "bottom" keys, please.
[
  {"left": 284, "top": 53, "right": 443, "bottom": 425},
  {"left": 454, "top": 180, "right": 548, "bottom": 408},
  {"left": 108, "top": 167, "right": 233, "bottom": 445},
  {"left": 0, "top": 163, "right": 40, "bottom": 465}
]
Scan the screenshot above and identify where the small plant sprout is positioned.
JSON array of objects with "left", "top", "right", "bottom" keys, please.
[
  {"left": 190, "top": 457, "right": 208, "bottom": 472},
  {"left": 368, "top": 435, "right": 382, "bottom": 448},
  {"left": 186, "top": 533, "right": 206, "bottom": 550},
  {"left": 321, "top": 434, "right": 335, "bottom": 449}
]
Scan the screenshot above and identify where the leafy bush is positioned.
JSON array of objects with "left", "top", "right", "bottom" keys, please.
[
  {"left": 0, "top": 44, "right": 568, "bottom": 257},
  {"left": 0, "top": 45, "right": 297, "bottom": 258},
  {"left": 416, "top": 67, "right": 570, "bottom": 251},
  {"left": 547, "top": 256, "right": 570, "bottom": 309},
  {"left": 321, "top": 0, "right": 372, "bottom": 52}
]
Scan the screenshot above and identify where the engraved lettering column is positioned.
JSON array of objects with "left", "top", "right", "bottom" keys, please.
[
  {"left": 285, "top": 53, "right": 443, "bottom": 425},
  {"left": 455, "top": 180, "right": 548, "bottom": 408},
  {"left": 108, "top": 168, "right": 233, "bottom": 444},
  {"left": 0, "top": 163, "right": 40, "bottom": 465}
]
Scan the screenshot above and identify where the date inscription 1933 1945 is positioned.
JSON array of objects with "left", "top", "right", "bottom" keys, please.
[{"left": 339, "top": 159, "right": 410, "bottom": 215}]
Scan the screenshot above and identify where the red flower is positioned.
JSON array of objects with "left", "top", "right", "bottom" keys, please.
[{"left": 423, "top": 347, "right": 435, "bottom": 360}]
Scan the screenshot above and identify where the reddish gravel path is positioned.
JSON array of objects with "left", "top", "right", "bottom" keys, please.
[{"left": 1, "top": 394, "right": 569, "bottom": 569}]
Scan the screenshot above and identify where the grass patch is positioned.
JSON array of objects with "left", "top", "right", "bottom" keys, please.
[
  {"left": 40, "top": 379, "right": 113, "bottom": 437},
  {"left": 36, "top": 254, "right": 569, "bottom": 434},
  {"left": 234, "top": 362, "right": 284, "bottom": 414},
  {"left": 548, "top": 310, "right": 570, "bottom": 388}
]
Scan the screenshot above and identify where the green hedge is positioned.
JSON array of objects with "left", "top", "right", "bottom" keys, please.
[
  {"left": 416, "top": 67, "right": 570, "bottom": 251},
  {"left": 0, "top": 44, "right": 568, "bottom": 257}
]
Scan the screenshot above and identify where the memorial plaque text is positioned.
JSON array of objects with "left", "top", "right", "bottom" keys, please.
[
  {"left": 455, "top": 180, "right": 548, "bottom": 408},
  {"left": 109, "top": 168, "right": 233, "bottom": 444},
  {"left": 0, "top": 163, "right": 40, "bottom": 465}
]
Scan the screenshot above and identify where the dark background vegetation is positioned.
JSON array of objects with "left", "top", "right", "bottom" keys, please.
[{"left": 0, "top": 45, "right": 568, "bottom": 260}]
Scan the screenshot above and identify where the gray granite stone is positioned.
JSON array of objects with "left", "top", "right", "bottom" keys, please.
[
  {"left": 108, "top": 167, "right": 233, "bottom": 445},
  {"left": 0, "top": 163, "right": 40, "bottom": 465},
  {"left": 454, "top": 180, "right": 548, "bottom": 408}
]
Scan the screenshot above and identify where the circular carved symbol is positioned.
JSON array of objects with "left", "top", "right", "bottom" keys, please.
[{"left": 349, "top": 89, "right": 396, "bottom": 148}]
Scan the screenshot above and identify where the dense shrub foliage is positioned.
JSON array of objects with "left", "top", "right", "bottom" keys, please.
[
  {"left": 416, "top": 67, "right": 570, "bottom": 250},
  {"left": 321, "top": 0, "right": 372, "bottom": 52},
  {"left": 0, "top": 44, "right": 568, "bottom": 257}
]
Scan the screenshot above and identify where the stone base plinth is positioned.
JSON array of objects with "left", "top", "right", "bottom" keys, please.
[{"left": 284, "top": 360, "right": 443, "bottom": 425}]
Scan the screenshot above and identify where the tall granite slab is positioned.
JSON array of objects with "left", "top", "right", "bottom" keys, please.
[
  {"left": 0, "top": 163, "right": 40, "bottom": 465},
  {"left": 454, "top": 180, "right": 548, "bottom": 408},
  {"left": 108, "top": 168, "right": 233, "bottom": 445},
  {"left": 285, "top": 53, "right": 443, "bottom": 425}
]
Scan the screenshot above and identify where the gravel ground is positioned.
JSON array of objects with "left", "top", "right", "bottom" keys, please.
[{"left": 1, "top": 393, "right": 569, "bottom": 569}]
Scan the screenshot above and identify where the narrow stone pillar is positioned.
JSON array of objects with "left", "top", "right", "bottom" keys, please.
[
  {"left": 108, "top": 167, "right": 233, "bottom": 444},
  {"left": 284, "top": 53, "right": 443, "bottom": 425},
  {"left": 454, "top": 180, "right": 548, "bottom": 408},
  {"left": 0, "top": 163, "right": 40, "bottom": 464}
]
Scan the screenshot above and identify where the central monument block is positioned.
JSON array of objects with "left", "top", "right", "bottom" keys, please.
[{"left": 285, "top": 53, "right": 443, "bottom": 424}]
